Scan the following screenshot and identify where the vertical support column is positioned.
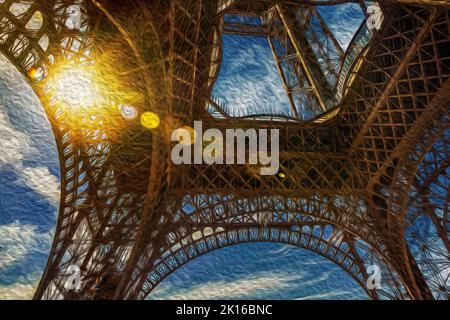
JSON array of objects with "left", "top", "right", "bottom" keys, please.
[
  {"left": 310, "top": 7, "right": 344, "bottom": 58},
  {"left": 274, "top": 4, "right": 328, "bottom": 112},
  {"left": 267, "top": 34, "right": 299, "bottom": 118},
  {"left": 112, "top": 0, "right": 214, "bottom": 300}
]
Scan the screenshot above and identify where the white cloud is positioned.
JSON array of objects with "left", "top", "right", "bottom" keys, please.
[
  {"left": 19, "top": 166, "right": 60, "bottom": 207},
  {"left": 295, "top": 290, "right": 357, "bottom": 300},
  {"left": 0, "top": 222, "right": 52, "bottom": 271},
  {"left": 0, "top": 52, "right": 60, "bottom": 208},
  {"left": 0, "top": 222, "right": 38, "bottom": 270},
  {"left": 0, "top": 47, "right": 59, "bottom": 300},
  {"left": 0, "top": 109, "right": 36, "bottom": 165},
  {"left": 151, "top": 272, "right": 300, "bottom": 300},
  {"left": 0, "top": 107, "right": 60, "bottom": 207},
  {"left": 0, "top": 222, "right": 52, "bottom": 300}
]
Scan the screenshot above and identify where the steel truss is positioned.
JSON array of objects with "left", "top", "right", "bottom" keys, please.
[{"left": 0, "top": 0, "right": 448, "bottom": 300}]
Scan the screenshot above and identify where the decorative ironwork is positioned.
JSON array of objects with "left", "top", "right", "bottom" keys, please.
[{"left": 0, "top": 0, "right": 448, "bottom": 300}]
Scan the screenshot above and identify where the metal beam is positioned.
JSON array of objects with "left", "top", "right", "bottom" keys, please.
[
  {"left": 275, "top": 4, "right": 328, "bottom": 112},
  {"left": 268, "top": 35, "right": 300, "bottom": 118},
  {"left": 350, "top": 9, "right": 439, "bottom": 151}
]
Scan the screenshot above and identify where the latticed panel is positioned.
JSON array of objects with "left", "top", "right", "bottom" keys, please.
[
  {"left": 0, "top": 0, "right": 49, "bottom": 72},
  {"left": 343, "top": 6, "right": 450, "bottom": 185},
  {"left": 132, "top": 191, "right": 409, "bottom": 300},
  {"left": 166, "top": 0, "right": 203, "bottom": 119},
  {"left": 406, "top": 133, "right": 450, "bottom": 299}
]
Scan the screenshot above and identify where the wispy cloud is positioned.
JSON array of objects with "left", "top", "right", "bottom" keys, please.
[
  {"left": 0, "top": 220, "right": 53, "bottom": 300},
  {"left": 0, "top": 222, "right": 38, "bottom": 270},
  {"left": 150, "top": 269, "right": 363, "bottom": 300},
  {"left": 295, "top": 290, "right": 361, "bottom": 300},
  {"left": 0, "top": 52, "right": 60, "bottom": 208},
  {"left": 151, "top": 272, "right": 301, "bottom": 300},
  {"left": 0, "top": 109, "right": 36, "bottom": 165},
  {"left": 0, "top": 108, "right": 60, "bottom": 207},
  {"left": 19, "top": 167, "right": 60, "bottom": 207},
  {"left": 0, "top": 222, "right": 53, "bottom": 271}
]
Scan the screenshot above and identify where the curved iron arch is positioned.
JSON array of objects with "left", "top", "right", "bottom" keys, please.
[
  {"left": 118, "top": 192, "right": 409, "bottom": 299},
  {"left": 136, "top": 224, "right": 406, "bottom": 300}
]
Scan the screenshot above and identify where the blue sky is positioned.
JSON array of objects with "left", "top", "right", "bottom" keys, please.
[
  {"left": 0, "top": 3, "right": 373, "bottom": 300},
  {"left": 212, "top": 3, "right": 366, "bottom": 118}
]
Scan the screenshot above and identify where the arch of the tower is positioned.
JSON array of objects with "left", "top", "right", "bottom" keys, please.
[
  {"left": 143, "top": 227, "right": 379, "bottom": 300},
  {"left": 115, "top": 193, "right": 410, "bottom": 300}
]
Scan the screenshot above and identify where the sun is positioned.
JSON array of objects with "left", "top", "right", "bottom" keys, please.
[{"left": 46, "top": 64, "right": 104, "bottom": 110}]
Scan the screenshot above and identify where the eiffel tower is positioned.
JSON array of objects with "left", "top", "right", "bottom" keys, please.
[{"left": 0, "top": 0, "right": 448, "bottom": 300}]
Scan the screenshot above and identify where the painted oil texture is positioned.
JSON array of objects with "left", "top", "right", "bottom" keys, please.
[
  {"left": 0, "top": 4, "right": 368, "bottom": 300},
  {"left": 0, "top": 0, "right": 448, "bottom": 301}
]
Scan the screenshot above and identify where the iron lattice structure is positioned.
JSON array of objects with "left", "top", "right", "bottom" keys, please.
[{"left": 0, "top": 0, "right": 448, "bottom": 300}]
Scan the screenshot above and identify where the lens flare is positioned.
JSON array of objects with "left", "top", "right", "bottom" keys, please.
[
  {"left": 28, "top": 66, "right": 45, "bottom": 81},
  {"left": 120, "top": 104, "right": 138, "bottom": 121},
  {"left": 141, "top": 111, "right": 160, "bottom": 129}
]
